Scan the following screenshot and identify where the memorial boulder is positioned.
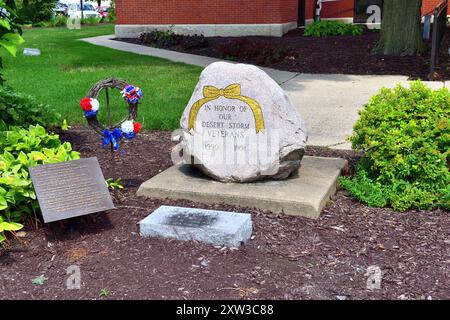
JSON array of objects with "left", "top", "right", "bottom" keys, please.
[{"left": 179, "top": 62, "right": 308, "bottom": 182}]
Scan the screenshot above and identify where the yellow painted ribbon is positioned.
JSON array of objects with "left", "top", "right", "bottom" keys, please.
[{"left": 188, "top": 84, "right": 265, "bottom": 133}]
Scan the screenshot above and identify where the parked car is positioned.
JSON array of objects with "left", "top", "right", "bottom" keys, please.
[
  {"left": 67, "top": 3, "right": 101, "bottom": 19},
  {"left": 54, "top": 2, "right": 68, "bottom": 16},
  {"left": 97, "top": 6, "right": 109, "bottom": 18}
]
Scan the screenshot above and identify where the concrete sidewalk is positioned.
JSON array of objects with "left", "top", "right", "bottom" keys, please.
[
  {"left": 282, "top": 74, "right": 445, "bottom": 148},
  {"left": 81, "top": 35, "right": 297, "bottom": 84},
  {"left": 82, "top": 35, "right": 446, "bottom": 149}
]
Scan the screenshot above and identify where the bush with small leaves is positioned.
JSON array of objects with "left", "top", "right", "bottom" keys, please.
[{"left": 340, "top": 81, "right": 450, "bottom": 211}]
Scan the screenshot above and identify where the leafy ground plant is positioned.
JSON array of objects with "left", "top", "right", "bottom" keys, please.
[
  {"left": 304, "top": 20, "right": 364, "bottom": 37},
  {"left": 340, "top": 81, "right": 449, "bottom": 211},
  {"left": 99, "top": 288, "right": 110, "bottom": 297},
  {"left": 31, "top": 275, "right": 47, "bottom": 285},
  {"left": 106, "top": 178, "right": 124, "bottom": 190},
  {"left": 0, "top": 125, "right": 79, "bottom": 244},
  {"left": 0, "top": 216, "right": 22, "bottom": 245}
]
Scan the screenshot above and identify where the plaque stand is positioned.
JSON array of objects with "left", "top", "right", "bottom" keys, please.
[{"left": 105, "top": 88, "right": 116, "bottom": 178}]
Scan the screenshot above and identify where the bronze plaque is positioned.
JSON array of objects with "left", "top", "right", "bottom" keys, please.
[{"left": 29, "top": 157, "right": 115, "bottom": 223}]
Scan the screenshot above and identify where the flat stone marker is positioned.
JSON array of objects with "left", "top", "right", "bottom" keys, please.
[
  {"left": 137, "top": 156, "right": 348, "bottom": 219},
  {"left": 139, "top": 206, "right": 252, "bottom": 247}
]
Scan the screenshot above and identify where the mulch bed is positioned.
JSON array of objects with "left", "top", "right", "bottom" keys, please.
[
  {"left": 116, "top": 27, "right": 450, "bottom": 81},
  {"left": 0, "top": 128, "right": 448, "bottom": 300}
]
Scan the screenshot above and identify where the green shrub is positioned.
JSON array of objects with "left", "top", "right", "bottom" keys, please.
[
  {"left": 0, "top": 86, "right": 61, "bottom": 129},
  {"left": 17, "top": 0, "right": 55, "bottom": 24},
  {"left": 47, "top": 14, "right": 67, "bottom": 27},
  {"left": 139, "top": 29, "right": 179, "bottom": 48},
  {"left": 0, "top": 124, "right": 79, "bottom": 243},
  {"left": 139, "top": 29, "right": 208, "bottom": 49},
  {"left": 304, "top": 20, "right": 363, "bottom": 37},
  {"left": 340, "top": 81, "right": 450, "bottom": 211},
  {"left": 108, "top": 0, "right": 116, "bottom": 23},
  {"left": 31, "top": 20, "right": 46, "bottom": 28},
  {"left": 81, "top": 17, "right": 102, "bottom": 25}
]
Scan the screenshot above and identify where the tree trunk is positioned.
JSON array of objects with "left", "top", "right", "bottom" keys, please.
[{"left": 374, "top": 0, "right": 425, "bottom": 55}]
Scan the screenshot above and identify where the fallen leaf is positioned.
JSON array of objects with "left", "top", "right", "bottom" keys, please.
[{"left": 65, "top": 247, "right": 89, "bottom": 263}]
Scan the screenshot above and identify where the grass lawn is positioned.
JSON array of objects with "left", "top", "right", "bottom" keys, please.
[{"left": 1, "top": 25, "right": 202, "bottom": 130}]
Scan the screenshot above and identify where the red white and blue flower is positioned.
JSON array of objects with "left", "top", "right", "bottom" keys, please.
[
  {"left": 121, "top": 85, "right": 143, "bottom": 104},
  {"left": 120, "top": 120, "right": 142, "bottom": 139},
  {"left": 80, "top": 97, "right": 100, "bottom": 118}
]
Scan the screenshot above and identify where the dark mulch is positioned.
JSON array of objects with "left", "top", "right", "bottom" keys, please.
[
  {"left": 116, "top": 27, "right": 450, "bottom": 81},
  {"left": 0, "top": 128, "right": 448, "bottom": 300}
]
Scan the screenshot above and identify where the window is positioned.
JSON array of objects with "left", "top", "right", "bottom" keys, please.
[{"left": 83, "top": 4, "right": 95, "bottom": 11}]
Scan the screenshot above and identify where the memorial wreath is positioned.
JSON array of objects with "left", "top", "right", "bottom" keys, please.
[{"left": 79, "top": 78, "right": 143, "bottom": 151}]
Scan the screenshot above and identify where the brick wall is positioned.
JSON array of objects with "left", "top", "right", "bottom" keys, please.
[
  {"left": 306, "top": 0, "right": 315, "bottom": 19},
  {"left": 320, "top": 0, "right": 354, "bottom": 19},
  {"left": 116, "top": 0, "right": 449, "bottom": 26},
  {"left": 281, "top": 0, "right": 301, "bottom": 23},
  {"left": 422, "top": 0, "right": 449, "bottom": 15},
  {"left": 116, "top": 0, "right": 299, "bottom": 25},
  {"left": 315, "top": 0, "right": 449, "bottom": 20}
]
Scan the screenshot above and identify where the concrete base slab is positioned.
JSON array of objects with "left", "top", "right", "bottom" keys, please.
[
  {"left": 139, "top": 205, "right": 252, "bottom": 247},
  {"left": 137, "top": 156, "right": 348, "bottom": 219}
]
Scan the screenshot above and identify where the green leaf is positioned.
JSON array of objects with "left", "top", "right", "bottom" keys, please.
[
  {"left": 31, "top": 275, "right": 47, "bottom": 286},
  {"left": 0, "top": 233, "right": 6, "bottom": 243},
  {"left": 0, "top": 195, "right": 7, "bottom": 210},
  {"left": 0, "top": 38, "right": 18, "bottom": 57},
  {"left": 0, "top": 19, "right": 11, "bottom": 30},
  {"left": 99, "top": 288, "right": 110, "bottom": 297},
  {"left": 29, "top": 151, "right": 46, "bottom": 162},
  {"left": 0, "top": 221, "right": 23, "bottom": 232},
  {"left": 2, "top": 33, "right": 25, "bottom": 46},
  {"left": 61, "top": 119, "right": 70, "bottom": 130},
  {"left": 17, "top": 151, "right": 28, "bottom": 165}
]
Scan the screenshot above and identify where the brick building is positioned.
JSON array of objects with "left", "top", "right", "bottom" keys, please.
[{"left": 115, "top": 0, "right": 449, "bottom": 38}]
